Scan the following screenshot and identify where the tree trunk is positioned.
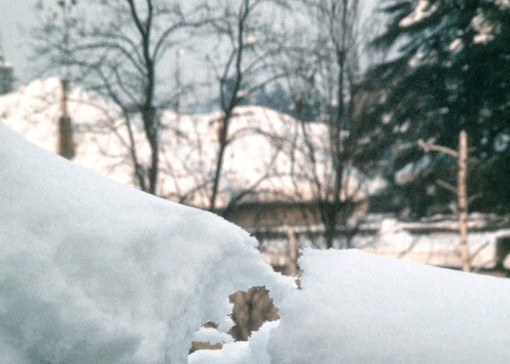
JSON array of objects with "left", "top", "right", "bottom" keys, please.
[{"left": 210, "top": 116, "right": 229, "bottom": 213}]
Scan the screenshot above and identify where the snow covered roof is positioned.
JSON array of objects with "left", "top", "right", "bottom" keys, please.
[{"left": 0, "top": 78, "right": 384, "bottom": 209}]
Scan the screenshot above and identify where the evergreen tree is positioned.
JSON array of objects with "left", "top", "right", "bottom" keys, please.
[{"left": 368, "top": 0, "right": 510, "bottom": 215}]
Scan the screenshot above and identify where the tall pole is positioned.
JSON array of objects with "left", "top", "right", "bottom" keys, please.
[{"left": 419, "top": 130, "right": 471, "bottom": 272}]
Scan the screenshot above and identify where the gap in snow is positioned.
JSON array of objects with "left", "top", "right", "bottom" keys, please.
[{"left": 190, "top": 286, "right": 281, "bottom": 355}]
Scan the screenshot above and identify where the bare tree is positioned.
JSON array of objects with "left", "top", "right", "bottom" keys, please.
[
  {"left": 202, "top": 0, "right": 290, "bottom": 213},
  {"left": 279, "top": 0, "right": 366, "bottom": 248},
  {"left": 33, "top": 0, "right": 210, "bottom": 195}
]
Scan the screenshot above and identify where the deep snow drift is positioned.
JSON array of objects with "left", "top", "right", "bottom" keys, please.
[
  {"left": 2, "top": 123, "right": 510, "bottom": 364},
  {"left": 194, "top": 250, "right": 510, "bottom": 364},
  {"left": 0, "top": 124, "right": 289, "bottom": 363},
  {"left": 268, "top": 250, "right": 510, "bottom": 364}
]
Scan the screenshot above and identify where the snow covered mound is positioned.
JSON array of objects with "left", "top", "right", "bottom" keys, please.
[
  {"left": 269, "top": 250, "right": 510, "bottom": 364},
  {"left": 0, "top": 125, "right": 289, "bottom": 363},
  {"left": 2, "top": 121, "right": 510, "bottom": 363}
]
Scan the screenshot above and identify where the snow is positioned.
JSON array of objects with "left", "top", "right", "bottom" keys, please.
[
  {"left": 394, "top": 155, "right": 431, "bottom": 185},
  {"left": 257, "top": 215, "right": 510, "bottom": 270},
  {"left": 366, "top": 221, "right": 505, "bottom": 269},
  {"left": 497, "top": 0, "right": 510, "bottom": 10},
  {"left": 268, "top": 250, "right": 510, "bottom": 364},
  {"left": 399, "top": 0, "right": 438, "bottom": 28},
  {"left": 192, "top": 327, "right": 233, "bottom": 345},
  {"left": 471, "top": 11, "right": 496, "bottom": 44},
  {"left": 189, "top": 321, "right": 277, "bottom": 364},
  {"left": 448, "top": 38, "right": 463, "bottom": 53},
  {"left": 189, "top": 250, "right": 510, "bottom": 363},
  {"left": 0, "top": 124, "right": 291, "bottom": 363},
  {"left": 245, "top": 35, "right": 258, "bottom": 46},
  {"left": 2, "top": 80, "right": 510, "bottom": 363},
  {"left": 0, "top": 78, "right": 130, "bottom": 184}
]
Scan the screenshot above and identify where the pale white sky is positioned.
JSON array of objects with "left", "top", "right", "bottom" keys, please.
[
  {"left": 0, "top": 0, "right": 38, "bottom": 83},
  {"left": 0, "top": 0, "right": 380, "bottom": 86}
]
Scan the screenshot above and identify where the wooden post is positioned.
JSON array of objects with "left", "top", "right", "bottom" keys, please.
[
  {"left": 458, "top": 130, "right": 470, "bottom": 272},
  {"left": 419, "top": 130, "right": 471, "bottom": 272},
  {"left": 287, "top": 227, "right": 299, "bottom": 276}
]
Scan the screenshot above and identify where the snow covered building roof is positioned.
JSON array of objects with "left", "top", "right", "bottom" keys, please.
[{"left": 0, "top": 78, "right": 382, "bottom": 212}]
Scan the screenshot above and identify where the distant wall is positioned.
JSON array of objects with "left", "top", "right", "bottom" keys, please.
[{"left": 224, "top": 200, "right": 368, "bottom": 231}]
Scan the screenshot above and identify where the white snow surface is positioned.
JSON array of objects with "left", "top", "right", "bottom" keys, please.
[
  {"left": 0, "top": 124, "right": 290, "bottom": 363},
  {"left": 2, "top": 117, "right": 510, "bottom": 363},
  {"left": 268, "top": 250, "right": 510, "bottom": 364},
  {"left": 189, "top": 320, "right": 278, "bottom": 364},
  {"left": 192, "top": 327, "right": 233, "bottom": 345},
  {"left": 448, "top": 38, "right": 464, "bottom": 53}
]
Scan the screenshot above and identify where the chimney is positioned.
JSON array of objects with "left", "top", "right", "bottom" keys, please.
[{"left": 58, "top": 78, "right": 76, "bottom": 159}]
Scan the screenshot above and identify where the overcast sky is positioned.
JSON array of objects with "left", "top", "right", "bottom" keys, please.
[
  {"left": 0, "top": 0, "right": 380, "bottom": 86},
  {"left": 0, "top": 0, "right": 38, "bottom": 83}
]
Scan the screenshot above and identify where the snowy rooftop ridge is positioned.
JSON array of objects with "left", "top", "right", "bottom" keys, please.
[{"left": 0, "top": 77, "right": 385, "bottom": 210}]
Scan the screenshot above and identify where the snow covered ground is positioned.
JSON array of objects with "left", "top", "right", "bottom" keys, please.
[
  {"left": 0, "top": 124, "right": 290, "bottom": 363},
  {"left": 0, "top": 81, "right": 510, "bottom": 364},
  {"left": 2, "top": 85, "right": 510, "bottom": 363},
  {"left": 268, "top": 250, "right": 510, "bottom": 364}
]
